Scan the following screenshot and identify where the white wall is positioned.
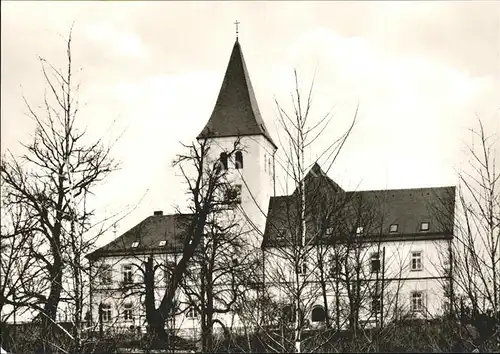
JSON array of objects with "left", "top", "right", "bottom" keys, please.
[
  {"left": 90, "top": 253, "right": 254, "bottom": 335},
  {"left": 201, "top": 134, "right": 277, "bottom": 249},
  {"left": 263, "top": 237, "right": 451, "bottom": 326}
]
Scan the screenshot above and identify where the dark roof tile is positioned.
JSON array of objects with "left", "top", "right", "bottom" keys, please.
[
  {"left": 87, "top": 214, "right": 193, "bottom": 259},
  {"left": 197, "top": 40, "right": 276, "bottom": 148},
  {"left": 263, "top": 164, "right": 456, "bottom": 247}
]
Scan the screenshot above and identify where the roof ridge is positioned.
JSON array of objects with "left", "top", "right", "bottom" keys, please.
[{"left": 347, "top": 186, "right": 456, "bottom": 193}]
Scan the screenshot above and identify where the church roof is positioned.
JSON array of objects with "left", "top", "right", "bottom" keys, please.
[
  {"left": 197, "top": 40, "right": 277, "bottom": 149},
  {"left": 86, "top": 213, "right": 193, "bottom": 259},
  {"left": 262, "top": 164, "right": 456, "bottom": 247}
]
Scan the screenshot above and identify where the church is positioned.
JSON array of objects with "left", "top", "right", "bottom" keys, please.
[{"left": 86, "top": 34, "right": 455, "bottom": 339}]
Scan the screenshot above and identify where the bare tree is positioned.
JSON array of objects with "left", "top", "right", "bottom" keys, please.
[
  {"left": 0, "top": 196, "right": 37, "bottom": 323},
  {"left": 454, "top": 117, "right": 499, "bottom": 315},
  {"left": 430, "top": 116, "right": 499, "bottom": 350},
  {"left": 136, "top": 138, "right": 242, "bottom": 342},
  {"left": 0, "top": 26, "right": 120, "bottom": 352},
  {"left": 179, "top": 212, "right": 257, "bottom": 352},
  {"left": 254, "top": 70, "right": 357, "bottom": 353}
]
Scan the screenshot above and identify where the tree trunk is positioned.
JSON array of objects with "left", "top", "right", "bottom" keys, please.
[
  {"left": 335, "top": 286, "right": 341, "bottom": 330},
  {"left": 144, "top": 257, "right": 167, "bottom": 341},
  {"left": 43, "top": 262, "right": 63, "bottom": 322},
  {"left": 202, "top": 271, "right": 214, "bottom": 352},
  {"left": 319, "top": 259, "right": 331, "bottom": 328}
]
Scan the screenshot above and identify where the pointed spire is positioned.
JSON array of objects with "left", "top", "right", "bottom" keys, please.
[{"left": 197, "top": 39, "right": 276, "bottom": 148}]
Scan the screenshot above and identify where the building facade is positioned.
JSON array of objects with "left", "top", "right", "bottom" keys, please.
[{"left": 86, "top": 37, "right": 455, "bottom": 338}]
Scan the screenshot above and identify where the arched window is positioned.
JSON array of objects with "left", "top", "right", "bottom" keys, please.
[
  {"left": 311, "top": 305, "right": 326, "bottom": 322},
  {"left": 219, "top": 152, "right": 228, "bottom": 170},
  {"left": 235, "top": 151, "right": 243, "bottom": 169}
]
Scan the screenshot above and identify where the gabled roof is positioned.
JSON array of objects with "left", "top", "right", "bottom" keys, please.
[
  {"left": 294, "top": 163, "right": 345, "bottom": 198},
  {"left": 262, "top": 164, "right": 456, "bottom": 247},
  {"left": 86, "top": 214, "right": 193, "bottom": 260},
  {"left": 197, "top": 39, "right": 277, "bottom": 149}
]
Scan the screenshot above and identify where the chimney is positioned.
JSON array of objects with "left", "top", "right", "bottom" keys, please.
[{"left": 153, "top": 210, "right": 163, "bottom": 216}]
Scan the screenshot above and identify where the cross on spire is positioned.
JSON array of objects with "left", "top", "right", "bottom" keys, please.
[{"left": 234, "top": 20, "right": 240, "bottom": 40}]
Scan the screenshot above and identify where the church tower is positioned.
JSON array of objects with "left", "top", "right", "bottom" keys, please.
[{"left": 197, "top": 37, "right": 277, "bottom": 248}]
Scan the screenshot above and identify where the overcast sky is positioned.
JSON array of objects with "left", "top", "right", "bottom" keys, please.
[{"left": 1, "top": 1, "right": 499, "bottom": 244}]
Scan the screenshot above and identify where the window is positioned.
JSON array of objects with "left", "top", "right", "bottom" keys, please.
[
  {"left": 219, "top": 152, "right": 228, "bottom": 170},
  {"left": 100, "top": 304, "right": 112, "bottom": 323},
  {"left": 186, "top": 305, "right": 198, "bottom": 319},
  {"left": 235, "top": 151, "right": 243, "bottom": 169},
  {"left": 356, "top": 226, "right": 364, "bottom": 235},
  {"left": 329, "top": 255, "right": 342, "bottom": 277},
  {"left": 131, "top": 241, "right": 139, "bottom": 248},
  {"left": 442, "top": 300, "right": 451, "bottom": 314},
  {"left": 372, "top": 282, "right": 381, "bottom": 296},
  {"left": 232, "top": 258, "right": 239, "bottom": 267},
  {"left": 411, "top": 291, "right": 424, "bottom": 312},
  {"left": 297, "top": 262, "right": 307, "bottom": 276},
  {"left": 100, "top": 264, "right": 112, "bottom": 285},
  {"left": 164, "top": 261, "right": 175, "bottom": 283},
  {"left": 123, "top": 303, "right": 133, "bottom": 321},
  {"left": 420, "top": 222, "right": 429, "bottom": 231},
  {"left": 411, "top": 252, "right": 423, "bottom": 271},
  {"left": 371, "top": 295, "right": 381, "bottom": 313},
  {"left": 311, "top": 306, "right": 326, "bottom": 322},
  {"left": 350, "top": 280, "right": 359, "bottom": 295},
  {"left": 224, "top": 184, "right": 242, "bottom": 205},
  {"left": 389, "top": 224, "right": 398, "bottom": 233},
  {"left": 158, "top": 240, "right": 166, "bottom": 247},
  {"left": 326, "top": 227, "right": 334, "bottom": 236},
  {"left": 268, "top": 158, "right": 272, "bottom": 173},
  {"left": 58, "top": 310, "right": 69, "bottom": 323},
  {"left": 371, "top": 253, "right": 381, "bottom": 273},
  {"left": 264, "top": 154, "right": 267, "bottom": 172},
  {"left": 122, "top": 264, "right": 133, "bottom": 284},
  {"left": 282, "top": 305, "right": 296, "bottom": 322}
]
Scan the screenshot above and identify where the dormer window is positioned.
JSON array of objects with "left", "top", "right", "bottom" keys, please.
[
  {"left": 159, "top": 240, "right": 166, "bottom": 247},
  {"left": 356, "top": 226, "right": 364, "bottom": 235},
  {"left": 420, "top": 222, "right": 429, "bottom": 232},
  {"left": 389, "top": 224, "right": 398, "bottom": 233},
  {"left": 235, "top": 151, "right": 243, "bottom": 169},
  {"left": 131, "top": 241, "right": 139, "bottom": 248},
  {"left": 219, "top": 152, "right": 228, "bottom": 170}
]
